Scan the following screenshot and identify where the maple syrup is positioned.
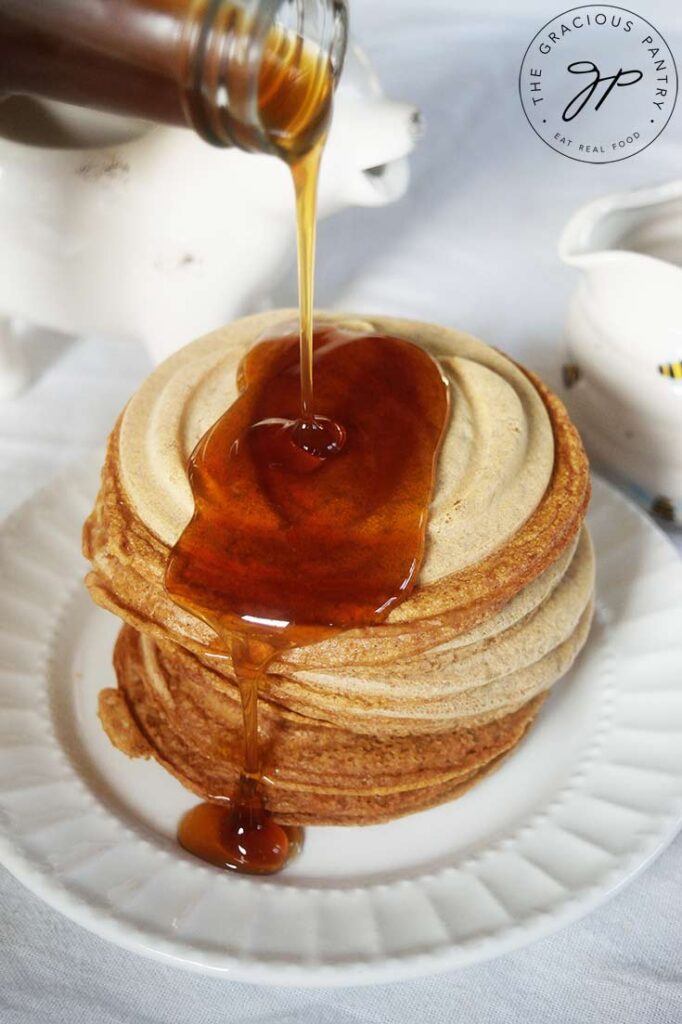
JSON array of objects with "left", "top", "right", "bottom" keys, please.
[
  {"left": 178, "top": 781, "right": 303, "bottom": 874},
  {"left": 162, "top": 5, "right": 447, "bottom": 878},
  {"left": 168, "top": 326, "right": 450, "bottom": 873}
]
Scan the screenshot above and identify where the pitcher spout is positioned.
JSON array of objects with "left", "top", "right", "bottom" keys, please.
[{"left": 559, "top": 179, "right": 682, "bottom": 269}]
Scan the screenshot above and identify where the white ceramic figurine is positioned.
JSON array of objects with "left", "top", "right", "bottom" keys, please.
[{"left": 0, "top": 46, "right": 419, "bottom": 397}]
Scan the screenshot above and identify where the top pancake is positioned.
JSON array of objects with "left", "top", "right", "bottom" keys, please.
[
  {"left": 83, "top": 311, "right": 590, "bottom": 664},
  {"left": 120, "top": 310, "right": 555, "bottom": 581}
]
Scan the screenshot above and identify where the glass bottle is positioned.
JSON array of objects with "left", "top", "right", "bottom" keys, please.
[{"left": 0, "top": 0, "right": 348, "bottom": 157}]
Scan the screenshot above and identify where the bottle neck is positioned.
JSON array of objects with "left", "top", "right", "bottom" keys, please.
[{"left": 179, "top": 0, "right": 348, "bottom": 155}]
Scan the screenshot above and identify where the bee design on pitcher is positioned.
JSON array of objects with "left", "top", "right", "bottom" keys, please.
[{"left": 658, "top": 361, "right": 682, "bottom": 380}]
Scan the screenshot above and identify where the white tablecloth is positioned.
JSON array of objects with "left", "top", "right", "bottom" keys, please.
[{"left": 1, "top": 2, "right": 681, "bottom": 1020}]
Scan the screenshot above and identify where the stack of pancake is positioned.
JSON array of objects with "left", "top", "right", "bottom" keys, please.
[{"left": 83, "top": 312, "right": 593, "bottom": 826}]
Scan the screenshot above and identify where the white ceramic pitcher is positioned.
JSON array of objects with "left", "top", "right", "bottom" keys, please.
[
  {"left": 0, "top": 45, "right": 419, "bottom": 397},
  {"left": 559, "top": 180, "right": 682, "bottom": 526}
]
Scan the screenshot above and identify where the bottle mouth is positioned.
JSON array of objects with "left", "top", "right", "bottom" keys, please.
[{"left": 180, "top": 0, "right": 348, "bottom": 154}]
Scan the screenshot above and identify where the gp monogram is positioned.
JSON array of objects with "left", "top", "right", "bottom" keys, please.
[{"left": 519, "top": 5, "right": 678, "bottom": 163}]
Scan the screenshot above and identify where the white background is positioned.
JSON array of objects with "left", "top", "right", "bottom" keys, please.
[{"left": 1, "top": 1, "right": 681, "bottom": 1021}]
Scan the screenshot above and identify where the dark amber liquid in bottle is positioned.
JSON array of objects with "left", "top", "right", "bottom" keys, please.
[
  {"left": 0, "top": 0, "right": 341, "bottom": 153},
  {"left": 0, "top": 1, "right": 195, "bottom": 127}
]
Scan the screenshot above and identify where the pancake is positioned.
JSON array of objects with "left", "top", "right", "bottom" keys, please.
[{"left": 83, "top": 311, "right": 593, "bottom": 827}]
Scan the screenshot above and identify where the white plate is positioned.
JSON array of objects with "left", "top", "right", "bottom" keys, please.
[{"left": 0, "top": 460, "right": 681, "bottom": 986}]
